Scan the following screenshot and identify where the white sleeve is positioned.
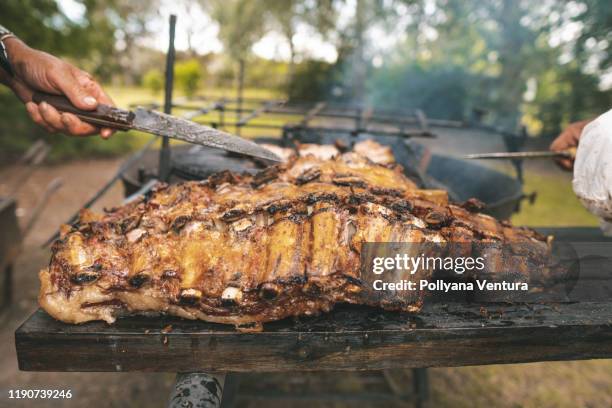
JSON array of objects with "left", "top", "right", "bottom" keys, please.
[{"left": 572, "top": 108, "right": 612, "bottom": 235}]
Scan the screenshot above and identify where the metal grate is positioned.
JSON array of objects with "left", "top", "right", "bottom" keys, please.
[{"left": 129, "top": 96, "right": 452, "bottom": 143}]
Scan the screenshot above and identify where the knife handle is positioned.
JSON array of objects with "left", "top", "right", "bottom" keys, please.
[
  {"left": 562, "top": 147, "right": 577, "bottom": 159},
  {"left": 32, "top": 92, "right": 134, "bottom": 130}
]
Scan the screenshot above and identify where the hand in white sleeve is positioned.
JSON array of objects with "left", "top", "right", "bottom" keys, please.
[{"left": 572, "top": 109, "right": 612, "bottom": 235}]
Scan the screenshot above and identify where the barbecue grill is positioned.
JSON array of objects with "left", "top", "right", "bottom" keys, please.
[
  {"left": 19, "top": 16, "right": 612, "bottom": 408},
  {"left": 0, "top": 197, "right": 20, "bottom": 314},
  {"left": 1, "top": 141, "right": 60, "bottom": 314},
  {"left": 121, "top": 97, "right": 529, "bottom": 220}
]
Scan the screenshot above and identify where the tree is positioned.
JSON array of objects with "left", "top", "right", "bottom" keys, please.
[
  {"left": 142, "top": 69, "right": 163, "bottom": 95},
  {"left": 364, "top": 0, "right": 610, "bottom": 137},
  {"left": 572, "top": 0, "right": 612, "bottom": 71},
  {"left": 201, "top": 0, "right": 268, "bottom": 131},
  {"left": 175, "top": 59, "right": 203, "bottom": 98},
  {"left": 310, "top": 0, "right": 400, "bottom": 102},
  {"left": 0, "top": 0, "right": 161, "bottom": 161},
  {"left": 265, "top": 0, "right": 337, "bottom": 89},
  {"left": 1, "top": 0, "right": 88, "bottom": 161},
  {"left": 266, "top": 0, "right": 300, "bottom": 85},
  {"left": 203, "top": 0, "right": 267, "bottom": 63},
  {"left": 2, "top": 0, "right": 75, "bottom": 53},
  {"left": 80, "top": 0, "right": 160, "bottom": 83}
]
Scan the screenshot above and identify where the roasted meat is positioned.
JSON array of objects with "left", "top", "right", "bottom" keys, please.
[
  {"left": 259, "top": 139, "right": 395, "bottom": 165},
  {"left": 39, "top": 142, "right": 549, "bottom": 329}
]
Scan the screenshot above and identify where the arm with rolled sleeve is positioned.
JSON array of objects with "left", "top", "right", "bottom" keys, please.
[
  {"left": 0, "top": 23, "right": 115, "bottom": 138},
  {"left": 572, "top": 109, "right": 612, "bottom": 235}
]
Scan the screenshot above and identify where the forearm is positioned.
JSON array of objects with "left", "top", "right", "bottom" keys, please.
[
  {"left": 0, "top": 65, "right": 10, "bottom": 86},
  {"left": 0, "top": 23, "right": 15, "bottom": 80},
  {"left": 0, "top": 24, "right": 115, "bottom": 137},
  {"left": 0, "top": 31, "right": 29, "bottom": 96}
]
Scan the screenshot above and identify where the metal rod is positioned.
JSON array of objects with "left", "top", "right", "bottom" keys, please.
[
  {"left": 416, "top": 109, "right": 429, "bottom": 132},
  {"left": 22, "top": 178, "right": 63, "bottom": 239},
  {"left": 159, "top": 14, "right": 176, "bottom": 182},
  {"left": 236, "top": 59, "right": 245, "bottom": 135},
  {"left": 190, "top": 121, "right": 436, "bottom": 138},
  {"left": 220, "top": 374, "right": 239, "bottom": 408},
  {"left": 131, "top": 95, "right": 426, "bottom": 117},
  {"left": 195, "top": 105, "right": 462, "bottom": 128},
  {"left": 123, "top": 178, "right": 158, "bottom": 204},
  {"left": 300, "top": 102, "right": 326, "bottom": 126},
  {"left": 128, "top": 99, "right": 466, "bottom": 128},
  {"left": 182, "top": 102, "right": 218, "bottom": 120},
  {"left": 359, "top": 106, "right": 374, "bottom": 134},
  {"left": 354, "top": 106, "right": 362, "bottom": 137},
  {"left": 41, "top": 136, "right": 158, "bottom": 248},
  {"left": 17, "top": 140, "right": 47, "bottom": 165},
  {"left": 465, "top": 150, "right": 572, "bottom": 160},
  {"left": 413, "top": 368, "right": 429, "bottom": 408},
  {"left": 237, "top": 100, "right": 283, "bottom": 126},
  {"left": 218, "top": 98, "right": 226, "bottom": 130},
  {"left": 131, "top": 98, "right": 275, "bottom": 111},
  {"left": 8, "top": 142, "right": 50, "bottom": 197}
]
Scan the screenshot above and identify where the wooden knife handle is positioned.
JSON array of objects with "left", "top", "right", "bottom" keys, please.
[
  {"left": 32, "top": 92, "right": 134, "bottom": 130},
  {"left": 564, "top": 147, "right": 577, "bottom": 159}
]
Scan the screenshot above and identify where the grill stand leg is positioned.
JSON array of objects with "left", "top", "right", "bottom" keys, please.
[
  {"left": 384, "top": 368, "right": 430, "bottom": 407},
  {"left": 167, "top": 370, "right": 426, "bottom": 407},
  {"left": 413, "top": 368, "right": 429, "bottom": 408},
  {"left": 167, "top": 372, "right": 226, "bottom": 408},
  {"left": 4, "top": 264, "right": 13, "bottom": 308},
  {"left": 220, "top": 374, "right": 240, "bottom": 408}
]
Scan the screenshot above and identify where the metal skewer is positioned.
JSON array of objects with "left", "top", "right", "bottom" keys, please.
[{"left": 465, "top": 148, "right": 576, "bottom": 160}]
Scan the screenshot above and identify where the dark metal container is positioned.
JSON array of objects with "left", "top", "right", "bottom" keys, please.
[
  {"left": 0, "top": 197, "right": 22, "bottom": 312},
  {"left": 425, "top": 154, "right": 523, "bottom": 219},
  {"left": 121, "top": 137, "right": 524, "bottom": 220}
]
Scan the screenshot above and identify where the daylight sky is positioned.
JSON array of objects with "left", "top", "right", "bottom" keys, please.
[
  {"left": 57, "top": 0, "right": 610, "bottom": 88},
  {"left": 57, "top": 0, "right": 348, "bottom": 62}
]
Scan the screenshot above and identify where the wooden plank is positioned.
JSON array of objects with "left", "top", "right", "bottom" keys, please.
[
  {"left": 15, "top": 227, "right": 612, "bottom": 372},
  {"left": 15, "top": 302, "right": 612, "bottom": 372}
]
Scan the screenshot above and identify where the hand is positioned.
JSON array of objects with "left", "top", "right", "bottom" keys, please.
[
  {"left": 2, "top": 37, "right": 115, "bottom": 138},
  {"left": 549, "top": 119, "right": 591, "bottom": 171}
]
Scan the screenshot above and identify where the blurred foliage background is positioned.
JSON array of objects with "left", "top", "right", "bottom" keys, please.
[{"left": 0, "top": 0, "right": 610, "bottom": 162}]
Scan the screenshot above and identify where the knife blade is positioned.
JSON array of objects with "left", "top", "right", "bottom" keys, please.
[
  {"left": 32, "top": 92, "right": 281, "bottom": 162},
  {"left": 464, "top": 148, "right": 576, "bottom": 160}
]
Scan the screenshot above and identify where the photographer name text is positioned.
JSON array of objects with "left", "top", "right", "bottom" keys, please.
[
  {"left": 372, "top": 279, "right": 529, "bottom": 292},
  {"left": 370, "top": 254, "right": 528, "bottom": 292}
]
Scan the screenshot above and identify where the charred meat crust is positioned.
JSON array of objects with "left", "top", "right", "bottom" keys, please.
[{"left": 39, "top": 143, "right": 549, "bottom": 329}]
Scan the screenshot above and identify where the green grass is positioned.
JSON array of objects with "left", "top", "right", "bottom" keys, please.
[
  {"left": 107, "top": 85, "right": 282, "bottom": 108},
  {"left": 511, "top": 168, "right": 598, "bottom": 227},
  {"left": 5, "top": 84, "right": 601, "bottom": 229},
  {"left": 429, "top": 360, "right": 612, "bottom": 408},
  {"left": 106, "top": 86, "right": 599, "bottom": 229},
  {"left": 106, "top": 86, "right": 295, "bottom": 148}
]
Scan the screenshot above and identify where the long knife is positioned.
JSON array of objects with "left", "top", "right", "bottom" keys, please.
[
  {"left": 32, "top": 92, "right": 281, "bottom": 162},
  {"left": 465, "top": 148, "right": 576, "bottom": 160}
]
